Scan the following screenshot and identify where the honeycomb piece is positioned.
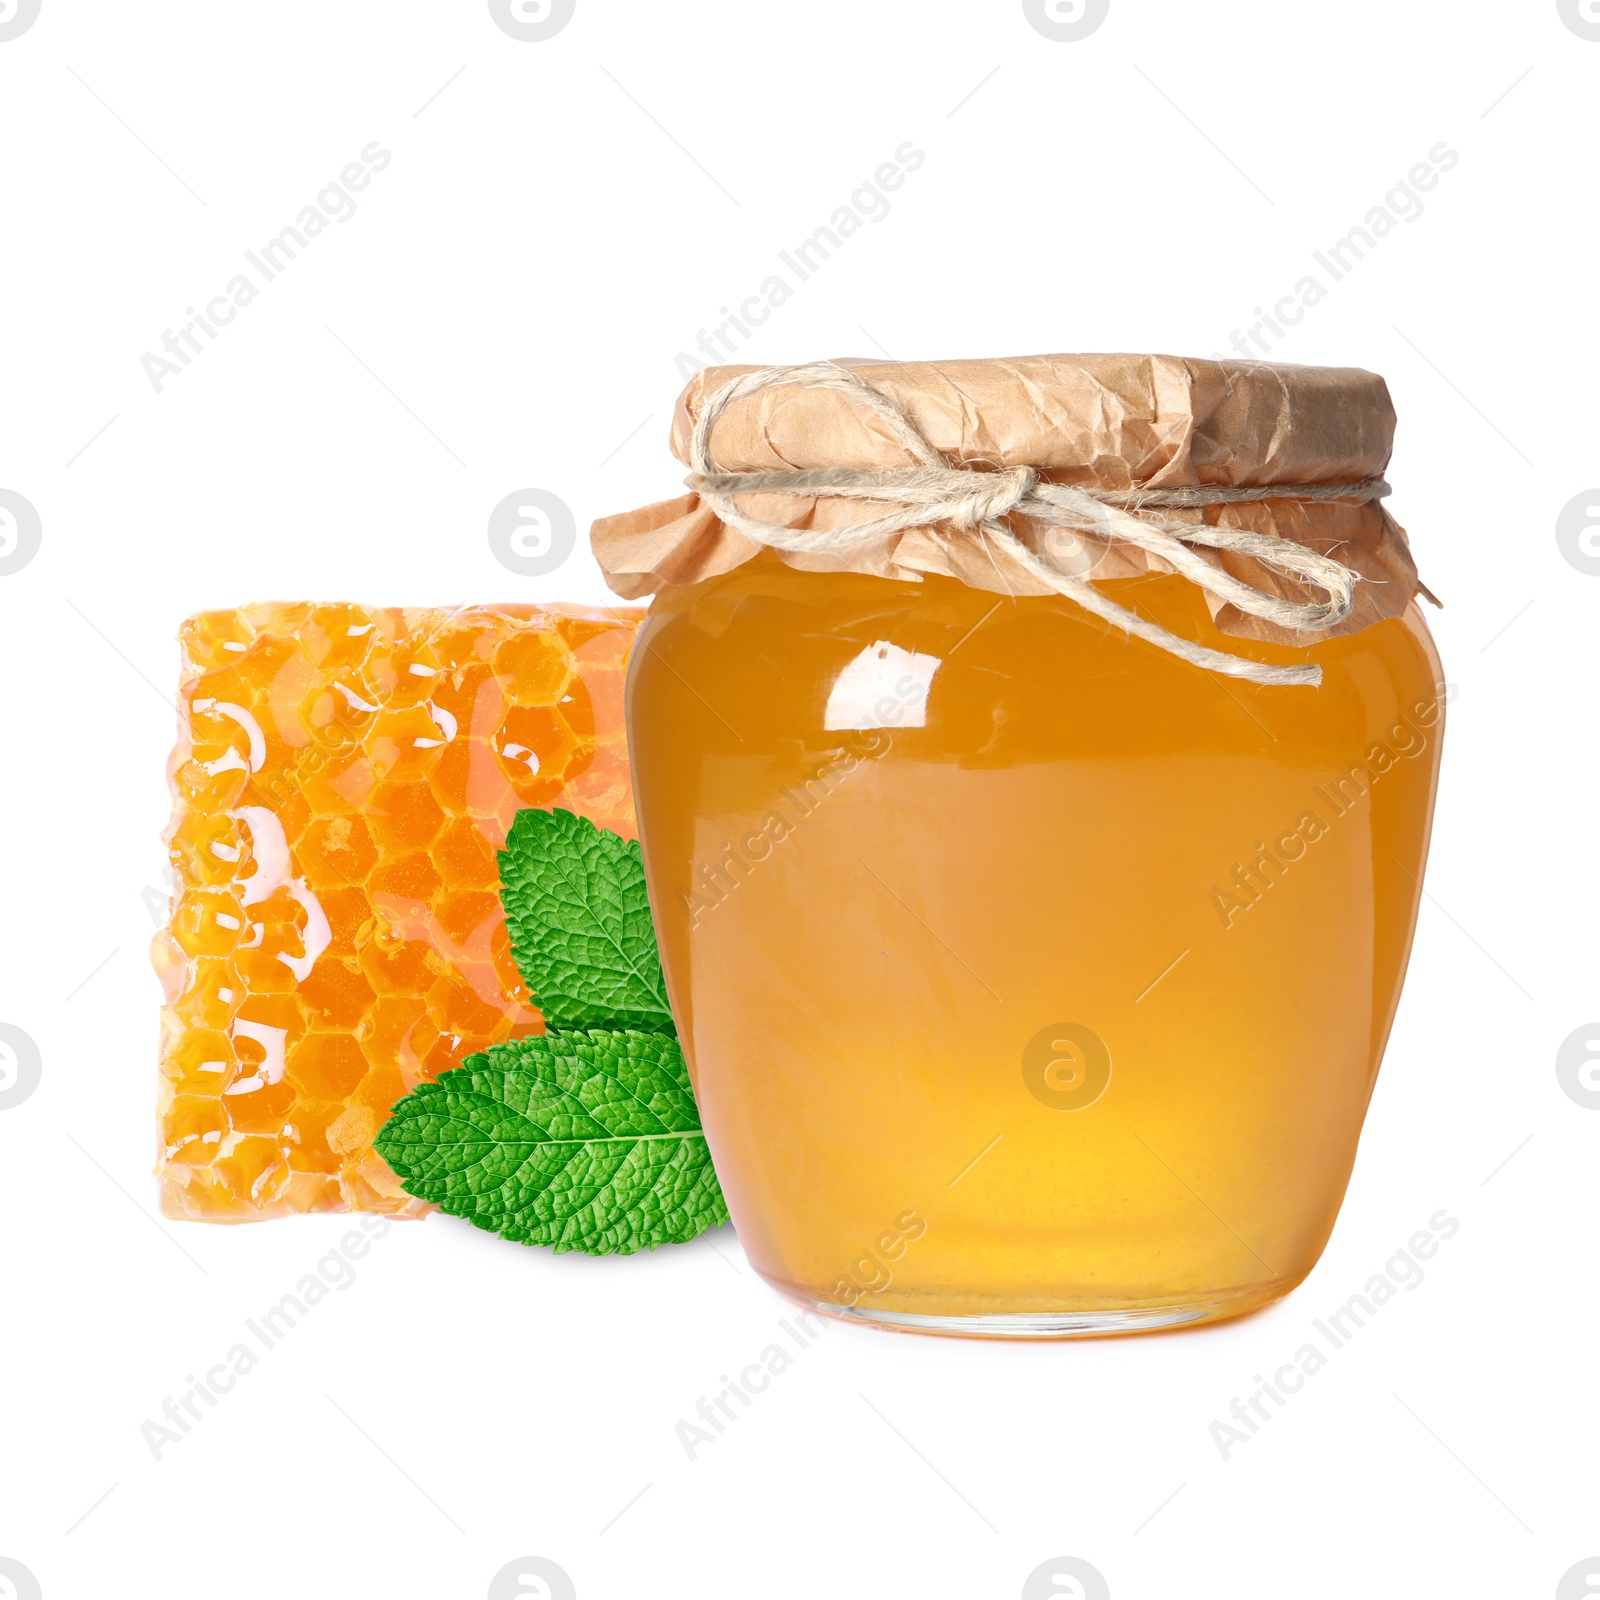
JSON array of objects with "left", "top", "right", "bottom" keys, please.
[{"left": 152, "top": 602, "right": 642, "bottom": 1221}]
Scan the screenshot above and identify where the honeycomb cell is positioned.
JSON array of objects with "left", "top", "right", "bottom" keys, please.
[
  {"left": 424, "top": 972, "right": 507, "bottom": 1040},
  {"left": 298, "top": 745, "right": 378, "bottom": 816},
  {"left": 287, "top": 1033, "right": 370, "bottom": 1100},
  {"left": 367, "top": 706, "right": 448, "bottom": 784},
  {"left": 213, "top": 1135, "right": 292, "bottom": 1211},
  {"left": 357, "top": 994, "right": 440, "bottom": 1083},
  {"left": 173, "top": 960, "right": 245, "bottom": 1033},
  {"left": 295, "top": 956, "right": 376, "bottom": 1029},
  {"left": 181, "top": 610, "right": 256, "bottom": 672},
  {"left": 358, "top": 927, "right": 436, "bottom": 995},
  {"left": 430, "top": 736, "right": 516, "bottom": 823},
  {"left": 301, "top": 604, "right": 386, "bottom": 671},
  {"left": 245, "top": 775, "right": 312, "bottom": 850},
  {"left": 161, "top": 1026, "right": 238, "bottom": 1086},
  {"left": 234, "top": 939, "right": 305, "bottom": 996},
  {"left": 223, "top": 1078, "right": 298, "bottom": 1136},
  {"left": 428, "top": 620, "right": 499, "bottom": 672},
  {"left": 298, "top": 815, "right": 379, "bottom": 888},
  {"left": 300, "top": 677, "right": 380, "bottom": 751},
  {"left": 233, "top": 990, "right": 303, "bottom": 1036},
  {"left": 368, "top": 851, "right": 443, "bottom": 908},
  {"left": 367, "top": 636, "right": 442, "bottom": 709},
  {"left": 187, "top": 681, "right": 268, "bottom": 755},
  {"left": 434, "top": 817, "right": 500, "bottom": 889},
  {"left": 317, "top": 886, "right": 374, "bottom": 958},
  {"left": 352, "top": 1062, "right": 407, "bottom": 1119},
  {"left": 164, "top": 1095, "right": 231, "bottom": 1162},
  {"left": 284, "top": 1100, "right": 347, "bottom": 1175},
  {"left": 493, "top": 626, "right": 573, "bottom": 705},
  {"left": 434, "top": 889, "right": 500, "bottom": 952},
  {"left": 172, "top": 756, "right": 250, "bottom": 815},
  {"left": 369, "top": 781, "right": 448, "bottom": 853},
  {"left": 427, "top": 661, "right": 494, "bottom": 729},
  {"left": 155, "top": 601, "right": 641, "bottom": 1222},
  {"left": 494, "top": 703, "right": 580, "bottom": 790},
  {"left": 167, "top": 808, "right": 251, "bottom": 889},
  {"left": 169, "top": 889, "right": 248, "bottom": 959}
]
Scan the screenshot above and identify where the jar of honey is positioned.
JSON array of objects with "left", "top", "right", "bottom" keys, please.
[{"left": 596, "top": 355, "right": 1443, "bottom": 1337}]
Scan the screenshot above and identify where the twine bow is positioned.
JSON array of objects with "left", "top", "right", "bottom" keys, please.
[{"left": 685, "top": 362, "right": 1388, "bottom": 688}]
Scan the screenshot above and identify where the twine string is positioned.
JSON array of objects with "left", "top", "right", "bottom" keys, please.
[{"left": 685, "top": 362, "right": 1387, "bottom": 688}]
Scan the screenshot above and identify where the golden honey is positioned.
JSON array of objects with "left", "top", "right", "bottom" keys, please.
[
  {"left": 153, "top": 602, "right": 638, "bottom": 1220},
  {"left": 627, "top": 555, "right": 1443, "bottom": 1334}
]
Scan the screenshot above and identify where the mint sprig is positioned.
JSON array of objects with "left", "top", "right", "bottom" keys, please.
[
  {"left": 499, "top": 807, "right": 675, "bottom": 1034},
  {"left": 376, "top": 808, "right": 727, "bottom": 1255},
  {"left": 373, "top": 1031, "right": 726, "bottom": 1253}
]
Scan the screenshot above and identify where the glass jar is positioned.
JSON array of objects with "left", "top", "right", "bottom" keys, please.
[{"left": 626, "top": 554, "right": 1443, "bottom": 1336}]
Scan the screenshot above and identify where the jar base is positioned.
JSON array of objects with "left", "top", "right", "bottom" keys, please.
[{"left": 801, "top": 1287, "right": 1284, "bottom": 1340}]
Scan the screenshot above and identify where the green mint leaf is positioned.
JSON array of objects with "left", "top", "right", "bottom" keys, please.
[
  {"left": 374, "top": 1031, "right": 726, "bottom": 1254},
  {"left": 498, "top": 808, "right": 675, "bottom": 1034}
]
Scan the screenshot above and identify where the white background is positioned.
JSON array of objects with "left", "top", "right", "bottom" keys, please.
[{"left": 1, "top": 2, "right": 1595, "bottom": 1597}]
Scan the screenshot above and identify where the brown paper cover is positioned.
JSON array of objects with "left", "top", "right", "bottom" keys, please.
[{"left": 590, "top": 353, "right": 1422, "bottom": 646}]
